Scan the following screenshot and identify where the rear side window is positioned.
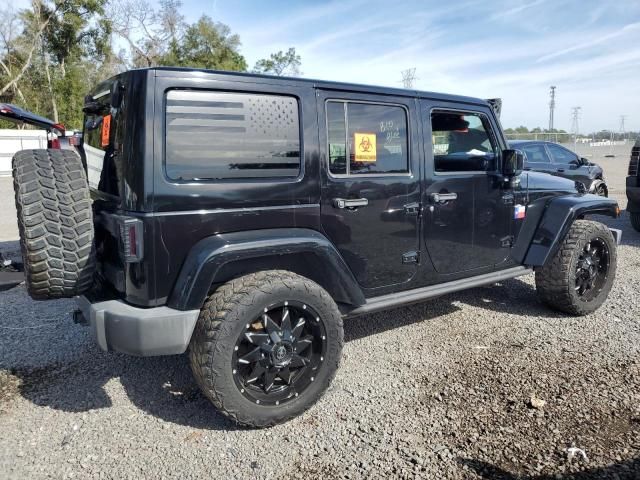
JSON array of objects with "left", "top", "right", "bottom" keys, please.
[
  {"left": 521, "top": 144, "right": 551, "bottom": 163},
  {"left": 431, "top": 111, "right": 497, "bottom": 173},
  {"left": 165, "top": 91, "right": 301, "bottom": 180},
  {"left": 546, "top": 143, "right": 578, "bottom": 164},
  {"left": 327, "top": 101, "right": 409, "bottom": 175}
]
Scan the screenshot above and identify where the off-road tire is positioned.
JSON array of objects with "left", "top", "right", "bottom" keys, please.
[
  {"left": 535, "top": 220, "right": 616, "bottom": 316},
  {"left": 12, "top": 149, "right": 95, "bottom": 299},
  {"left": 631, "top": 212, "right": 640, "bottom": 232},
  {"left": 189, "top": 270, "right": 343, "bottom": 428}
]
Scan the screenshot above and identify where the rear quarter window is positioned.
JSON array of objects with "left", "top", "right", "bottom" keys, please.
[{"left": 165, "top": 90, "right": 301, "bottom": 181}]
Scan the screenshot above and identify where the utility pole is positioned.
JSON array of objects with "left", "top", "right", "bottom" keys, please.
[
  {"left": 619, "top": 115, "right": 627, "bottom": 141},
  {"left": 548, "top": 86, "right": 556, "bottom": 132},
  {"left": 400, "top": 68, "right": 417, "bottom": 89},
  {"left": 571, "top": 106, "right": 581, "bottom": 150}
]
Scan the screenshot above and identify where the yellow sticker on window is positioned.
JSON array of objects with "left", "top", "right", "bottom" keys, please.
[{"left": 354, "top": 133, "right": 376, "bottom": 162}]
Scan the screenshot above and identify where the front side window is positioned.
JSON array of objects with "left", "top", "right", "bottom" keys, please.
[
  {"left": 327, "top": 101, "right": 409, "bottom": 175},
  {"left": 431, "top": 111, "right": 497, "bottom": 173},
  {"left": 521, "top": 144, "right": 551, "bottom": 163},
  {"left": 165, "top": 90, "right": 301, "bottom": 180},
  {"left": 547, "top": 143, "right": 578, "bottom": 164}
]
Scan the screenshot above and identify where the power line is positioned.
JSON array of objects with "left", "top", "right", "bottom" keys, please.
[
  {"left": 400, "top": 68, "right": 417, "bottom": 89},
  {"left": 570, "top": 106, "right": 581, "bottom": 137},
  {"left": 619, "top": 115, "right": 627, "bottom": 140},
  {"left": 548, "top": 86, "right": 556, "bottom": 131}
]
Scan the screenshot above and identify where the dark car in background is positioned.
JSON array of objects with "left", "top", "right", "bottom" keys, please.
[
  {"left": 626, "top": 137, "right": 640, "bottom": 231},
  {"left": 509, "top": 140, "right": 608, "bottom": 196},
  {"left": 0, "top": 103, "right": 81, "bottom": 151}
]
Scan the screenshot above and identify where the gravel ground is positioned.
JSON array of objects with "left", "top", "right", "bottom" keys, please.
[{"left": 1, "top": 148, "right": 639, "bottom": 479}]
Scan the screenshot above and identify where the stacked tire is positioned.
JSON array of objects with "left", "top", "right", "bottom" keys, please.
[{"left": 12, "top": 149, "right": 95, "bottom": 299}]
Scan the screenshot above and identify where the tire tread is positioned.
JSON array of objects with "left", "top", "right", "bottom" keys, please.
[{"left": 12, "top": 149, "right": 95, "bottom": 299}]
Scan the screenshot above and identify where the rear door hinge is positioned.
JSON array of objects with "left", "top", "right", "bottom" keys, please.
[
  {"left": 404, "top": 202, "right": 421, "bottom": 216},
  {"left": 402, "top": 251, "right": 420, "bottom": 264},
  {"left": 501, "top": 235, "right": 514, "bottom": 248}
]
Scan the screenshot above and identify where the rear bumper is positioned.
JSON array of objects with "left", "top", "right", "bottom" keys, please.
[{"left": 76, "top": 296, "right": 199, "bottom": 356}]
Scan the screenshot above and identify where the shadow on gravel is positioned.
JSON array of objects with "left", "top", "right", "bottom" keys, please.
[
  {"left": 451, "top": 278, "right": 568, "bottom": 320},
  {"left": 344, "top": 302, "right": 461, "bottom": 342},
  {"left": 459, "top": 457, "right": 640, "bottom": 479},
  {"left": 13, "top": 353, "right": 240, "bottom": 431}
]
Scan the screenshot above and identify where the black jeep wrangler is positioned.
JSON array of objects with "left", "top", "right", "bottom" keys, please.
[
  {"left": 11, "top": 68, "right": 620, "bottom": 427},
  {"left": 627, "top": 137, "right": 640, "bottom": 231}
]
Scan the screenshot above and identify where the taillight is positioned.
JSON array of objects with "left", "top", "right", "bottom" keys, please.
[
  {"left": 119, "top": 218, "right": 144, "bottom": 262},
  {"left": 48, "top": 138, "right": 61, "bottom": 149}
]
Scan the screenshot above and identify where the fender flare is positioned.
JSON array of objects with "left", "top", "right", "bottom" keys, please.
[
  {"left": 511, "top": 194, "right": 619, "bottom": 267},
  {"left": 167, "top": 228, "right": 366, "bottom": 311}
]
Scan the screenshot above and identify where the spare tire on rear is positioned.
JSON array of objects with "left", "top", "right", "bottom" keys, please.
[{"left": 12, "top": 149, "right": 95, "bottom": 299}]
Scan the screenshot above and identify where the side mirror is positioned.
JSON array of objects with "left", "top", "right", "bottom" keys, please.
[{"left": 501, "top": 149, "right": 524, "bottom": 177}]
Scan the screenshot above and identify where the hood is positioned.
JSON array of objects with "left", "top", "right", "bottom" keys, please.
[
  {"left": 0, "top": 103, "right": 65, "bottom": 135},
  {"left": 523, "top": 171, "right": 579, "bottom": 196}
]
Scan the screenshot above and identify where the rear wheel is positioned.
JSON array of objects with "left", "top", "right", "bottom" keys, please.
[
  {"left": 631, "top": 212, "right": 640, "bottom": 232},
  {"left": 535, "top": 220, "right": 616, "bottom": 315},
  {"left": 189, "top": 270, "right": 343, "bottom": 427},
  {"left": 12, "top": 149, "right": 95, "bottom": 299}
]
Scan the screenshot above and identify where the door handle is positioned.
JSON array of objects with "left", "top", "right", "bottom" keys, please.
[
  {"left": 333, "top": 198, "right": 369, "bottom": 209},
  {"left": 557, "top": 168, "right": 565, "bottom": 172},
  {"left": 429, "top": 192, "right": 458, "bottom": 203},
  {"left": 524, "top": 167, "right": 532, "bottom": 171}
]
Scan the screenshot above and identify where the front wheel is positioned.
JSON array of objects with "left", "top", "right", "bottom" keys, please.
[
  {"left": 189, "top": 270, "right": 343, "bottom": 427},
  {"left": 594, "top": 183, "right": 608, "bottom": 197},
  {"left": 535, "top": 220, "right": 616, "bottom": 315}
]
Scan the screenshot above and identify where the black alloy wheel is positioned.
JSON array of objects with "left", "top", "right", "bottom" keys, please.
[
  {"left": 189, "top": 270, "right": 343, "bottom": 427},
  {"left": 232, "top": 301, "right": 327, "bottom": 406},
  {"left": 574, "top": 238, "right": 610, "bottom": 301}
]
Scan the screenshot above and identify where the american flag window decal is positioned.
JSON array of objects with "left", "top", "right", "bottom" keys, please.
[{"left": 165, "top": 90, "right": 301, "bottom": 180}]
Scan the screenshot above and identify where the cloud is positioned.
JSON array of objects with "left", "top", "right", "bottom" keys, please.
[
  {"left": 203, "top": 0, "right": 640, "bottom": 130},
  {"left": 537, "top": 21, "right": 640, "bottom": 62},
  {"left": 489, "top": 0, "right": 548, "bottom": 21}
]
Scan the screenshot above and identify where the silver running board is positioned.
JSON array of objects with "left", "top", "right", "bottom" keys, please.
[{"left": 344, "top": 266, "right": 532, "bottom": 318}]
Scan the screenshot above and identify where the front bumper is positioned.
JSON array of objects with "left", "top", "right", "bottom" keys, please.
[{"left": 76, "top": 296, "right": 199, "bottom": 356}]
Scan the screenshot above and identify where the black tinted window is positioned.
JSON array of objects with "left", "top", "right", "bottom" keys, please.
[
  {"left": 165, "top": 91, "right": 300, "bottom": 180},
  {"left": 547, "top": 143, "right": 577, "bottom": 164},
  {"left": 521, "top": 144, "right": 551, "bottom": 163},
  {"left": 327, "top": 101, "right": 409, "bottom": 175},
  {"left": 431, "top": 111, "right": 497, "bottom": 172}
]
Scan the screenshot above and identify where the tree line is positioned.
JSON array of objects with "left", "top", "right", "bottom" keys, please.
[
  {"left": 0, "top": 0, "right": 302, "bottom": 130},
  {"left": 504, "top": 126, "right": 638, "bottom": 141}
]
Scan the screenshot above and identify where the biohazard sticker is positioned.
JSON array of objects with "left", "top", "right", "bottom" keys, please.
[
  {"left": 101, "top": 114, "right": 111, "bottom": 148},
  {"left": 354, "top": 133, "right": 376, "bottom": 162}
]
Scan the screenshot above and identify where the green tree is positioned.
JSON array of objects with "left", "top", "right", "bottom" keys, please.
[
  {"left": 0, "top": 0, "right": 113, "bottom": 128},
  {"left": 160, "top": 16, "right": 246, "bottom": 71},
  {"left": 253, "top": 47, "right": 301, "bottom": 76}
]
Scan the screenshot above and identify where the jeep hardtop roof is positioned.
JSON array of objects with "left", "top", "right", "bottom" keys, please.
[{"left": 93, "top": 66, "right": 491, "bottom": 109}]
